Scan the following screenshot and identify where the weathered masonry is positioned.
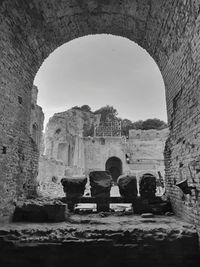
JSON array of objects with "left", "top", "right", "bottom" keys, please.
[
  {"left": 36, "top": 108, "right": 167, "bottom": 198},
  {"left": 0, "top": 0, "right": 200, "bottom": 236}
]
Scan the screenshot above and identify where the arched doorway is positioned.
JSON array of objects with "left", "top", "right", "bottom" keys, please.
[{"left": 105, "top": 157, "right": 122, "bottom": 184}]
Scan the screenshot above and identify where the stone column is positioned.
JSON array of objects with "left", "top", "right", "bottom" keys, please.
[{"left": 89, "top": 171, "right": 112, "bottom": 212}]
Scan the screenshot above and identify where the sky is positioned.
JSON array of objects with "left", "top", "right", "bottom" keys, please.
[{"left": 34, "top": 34, "right": 167, "bottom": 127}]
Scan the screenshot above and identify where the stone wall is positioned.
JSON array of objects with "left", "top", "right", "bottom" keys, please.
[
  {"left": 37, "top": 108, "right": 99, "bottom": 197},
  {"left": 37, "top": 108, "right": 167, "bottom": 197},
  {"left": 44, "top": 108, "right": 99, "bottom": 168},
  {"left": 129, "top": 129, "right": 169, "bottom": 141},
  {"left": 84, "top": 132, "right": 167, "bottom": 195},
  {"left": 30, "top": 85, "right": 44, "bottom": 153},
  {"left": 84, "top": 131, "right": 167, "bottom": 178},
  {"left": 84, "top": 136, "right": 128, "bottom": 175},
  {"left": 36, "top": 156, "right": 65, "bottom": 198},
  {"left": 127, "top": 129, "right": 168, "bottom": 179}
]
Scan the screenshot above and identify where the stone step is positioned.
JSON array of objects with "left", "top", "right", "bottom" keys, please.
[{"left": 0, "top": 215, "right": 199, "bottom": 267}]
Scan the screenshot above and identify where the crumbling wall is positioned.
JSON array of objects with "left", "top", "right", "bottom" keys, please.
[
  {"left": 43, "top": 108, "right": 97, "bottom": 168},
  {"left": 84, "top": 130, "right": 168, "bottom": 178},
  {"left": 36, "top": 156, "right": 65, "bottom": 198},
  {"left": 37, "top": 109, "right": 97, "bottom": 197},
  {"left": 162, "top": 5, "right": 200, "bottom": 233},
  {"left": 39, "top": 127, "right": 167, "bottom": 197},
  {"left": 165, "top": 79, "right": 200, "bottom": 230},
  {"left": 84, "top": 137, "right": 128, "bottom": 175},
  {"left": 30, "top": 85, "right": 44, "bottom": 154}
]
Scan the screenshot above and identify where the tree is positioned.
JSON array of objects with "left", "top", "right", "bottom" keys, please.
[
  {"left": 71, "top": 105, "right": 167, "bottom": 132},
  {"left": 131, "top": 120, "right": 144, "bottom": 130},
  {"left": 80, "top": 105, "right": 91, "bottom": 113},
  {"left": 72, "top": 105, "right": 92, "bottom": 113},
  {"left": 121, "top": 119, "right": 133, "bottom": 136},
  {"left": 94, "top": 105, "right": 118, "bottom": 123},
  {"left": 130, "top": 119, "right": 167, "bottom": 130},
  {"left": 72, "top": 105, "right": 80, "bottom": 110},
  {"left": 141, "top": 118, "right": 167, "bottom": 130}
]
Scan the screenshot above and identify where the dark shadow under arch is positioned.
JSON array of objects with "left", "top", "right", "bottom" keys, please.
[
  {"left": 139, "top": 173, "right": 156, "bottom": 199},
  {"left": 105, "top": 157, "right": 122, "bottom": 184}
]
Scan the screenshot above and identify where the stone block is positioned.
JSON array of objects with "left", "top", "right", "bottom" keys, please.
[
  {"left": 141, "top": 213, "right": 154, "bottom": 218},
  {"left": 139, "top": 174, "right": 156, "bottom": 200},
  {"left": 61, "top": 176, "right": 87, "bottom": 198},
  {"left": 117, "top": 174, "right": 138, "bottom": 198},
  {"left": 89, "top": 171, "right": 112, "bottom": 212},
  {"left": 133, "top": 196, "right": 172, "bottom": 215},
  {"left": 13, "top": 198, "right": 68, "bottom": 222},
  {"left": 89, "top": 171, "right": 112, "bottom": 197}
]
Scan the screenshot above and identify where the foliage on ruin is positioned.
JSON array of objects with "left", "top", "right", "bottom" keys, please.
[
  {"left": 72, "top": 105, "right": 92, "bottom": 113},
  {"left": 120, "top": 118, "right": 168, "bottom": 136},
  {"left": 71, "top": 105, "right": 167, "bottom": 136},
  {"left": 94, "top": 105, "right": 118, "bottom": 123}
]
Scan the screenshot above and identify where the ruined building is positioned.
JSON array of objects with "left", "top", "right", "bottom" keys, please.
[
  {"left": 37, "top": 108, "right": 167, "bottom": 198},
  {"left": 37, "top": 108, "right": 101, "bottom": 197},
  {"left": 1, "top": 1, "right": 200, "bottom": 266}
]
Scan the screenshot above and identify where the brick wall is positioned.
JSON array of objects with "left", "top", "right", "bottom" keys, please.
[{"left": 30, "top": 85, "right": 44, "bottom": 153}]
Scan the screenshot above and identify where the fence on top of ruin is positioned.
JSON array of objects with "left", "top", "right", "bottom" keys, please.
[{"left": 94, "top": 120, "right": 122, "bottom": 137}]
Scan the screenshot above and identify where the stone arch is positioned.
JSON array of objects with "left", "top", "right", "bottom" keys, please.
[
  {"left": 140, "top": 172, "right": 157, "bottom": 179},
  {"left": 139, "top": 171, "right": 158, "bottom": 181},
  {"left": 1, "top": 0, "right": 200, "bottom": 223},
  {"left": 105, "top": 157, "right": 122, "bottom": 184}
]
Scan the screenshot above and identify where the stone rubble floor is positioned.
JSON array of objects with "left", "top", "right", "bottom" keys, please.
[
  {"left": 0, "top": 214, "right": 199, "bottom": 267},
  {"left": 0, "top": 214, "right": 198, "bottom": 244}
]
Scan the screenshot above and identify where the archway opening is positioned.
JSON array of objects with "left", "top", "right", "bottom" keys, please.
[
  {"left": 34, "top": 34, "right": 167, "bottom": 200},
  {"left": 35, "top": 34, "right": 167, "bottom": 128},
  {"left": 105, "top": 157, "right": 122, "bottom": 184}
]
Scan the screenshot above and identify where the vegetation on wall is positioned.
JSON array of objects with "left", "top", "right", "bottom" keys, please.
[
  {"left": 94, "top": 105, "right": 118, "bottom": 123},
  {"left": 72, "top": 105, "right": 168, "bottom": 136}
]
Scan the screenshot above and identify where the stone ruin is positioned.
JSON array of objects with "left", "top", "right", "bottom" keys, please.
[
  {"left": 36, "top": 106, "right": 168, "bottom": 199},
  {"left": 1, "top": 0, "right": 200, "bottom": 265}
]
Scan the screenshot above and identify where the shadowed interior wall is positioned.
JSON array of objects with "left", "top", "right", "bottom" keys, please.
[
  {"left": 106, "top": 157, "right": 122, "bottom": 183},
  {"left": 0, "top": 0, "right": 200, "bottom": 228}
]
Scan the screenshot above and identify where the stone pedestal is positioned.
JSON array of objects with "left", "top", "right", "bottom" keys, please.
[
  {"left": 61, "top": 177, "right": 87, "bottom": 197},
  {"left": 61, "top": 177, "right": 87, "bottom": 211},
  {"left": 139, "top": 174, "right": 156, "bottom": 200},
  {"left": 117, "top": 175, "right": 138, "bottom": 199},
  {"left": 13, "top": 199, "right": 68, "bottom": 222},
  {"left": 89, "top": 171, "right": 112, "bottom": 212}
]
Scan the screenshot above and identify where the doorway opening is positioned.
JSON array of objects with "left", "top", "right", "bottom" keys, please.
[{"left": 105, "top": 157, "right": 122, "bottom": 184}]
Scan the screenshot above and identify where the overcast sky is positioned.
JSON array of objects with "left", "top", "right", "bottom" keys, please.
[{"left": 34, "top": 34, "right": 167, "bottom": 127}]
